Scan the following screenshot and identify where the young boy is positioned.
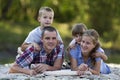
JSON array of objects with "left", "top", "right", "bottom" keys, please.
[
  {"left": 18, "top": 6, "right": 63, "bottom": 55},
  {"left": 67, "top": 23, "right": 108, "bottom": 61}
]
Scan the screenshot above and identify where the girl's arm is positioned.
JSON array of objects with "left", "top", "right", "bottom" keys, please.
[{"left": 94, "top": 52, "right": 108, "bottom": 61}]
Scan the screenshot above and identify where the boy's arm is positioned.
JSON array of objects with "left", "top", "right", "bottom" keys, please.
[
  {"left": 21, "top": 42, "right": 41, "bottom": 52},
  {"left": 21, "top": 42, "right": 31, "bottom": 51}
]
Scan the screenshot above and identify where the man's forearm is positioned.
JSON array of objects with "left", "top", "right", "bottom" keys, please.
[{"left": 9, "top": 65, "right": 32, "bottom": 75}]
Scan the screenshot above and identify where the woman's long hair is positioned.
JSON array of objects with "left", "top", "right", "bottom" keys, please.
[{"left": 82, "top": 29, "right": 100, "bottom": 67}]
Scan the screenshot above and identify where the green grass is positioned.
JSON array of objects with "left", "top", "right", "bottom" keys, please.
[
  {"left": 0, "top": 58, "right": 15, "bottom": 64},
  {"left": 106, "top": 54, "right": 120, "bottom": 64}
]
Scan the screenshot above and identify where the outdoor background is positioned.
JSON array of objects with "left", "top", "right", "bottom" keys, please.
[{"left": 0, "top": 0, "right": 120, "bottom": 64}]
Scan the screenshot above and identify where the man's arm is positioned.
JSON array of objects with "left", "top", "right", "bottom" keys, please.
[
  {"left": 48, "top": 58, "right": 63, "bottom": 70},
  {"left": 10, "top": 46, "right": 38, "bottom": 75},
  {"left": 33, "top": 58, "right": 63, "bottom": 73},
  {"left": 9, "top": 62, "right": 37, "bottom": 75}
]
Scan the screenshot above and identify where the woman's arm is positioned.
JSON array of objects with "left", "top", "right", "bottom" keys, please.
[
  {"left": 70, "top": 56, "right": 79, "bottom": 71},
  {"left": 88, "top": 60, "right": 101, "bottom": 75}
]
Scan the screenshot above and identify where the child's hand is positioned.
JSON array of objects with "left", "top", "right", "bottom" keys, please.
[
  {"left": 32, "top": 43, "right": 41, "bottom": 52},
  {"left": 69, "top": 44, "right": 76, "bottom": 49},
  {"left": 92, "top": 52, "right": 108, "bottom": 61},
  {"left": 92, "top": 52, "right": 102, "bottom": 58}
]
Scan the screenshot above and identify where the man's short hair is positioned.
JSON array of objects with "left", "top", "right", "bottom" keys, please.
[{"left": 41, "top": 26, "right": 57, "bottom": 38}]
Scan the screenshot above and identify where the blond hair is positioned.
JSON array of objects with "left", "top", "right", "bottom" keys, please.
[{"left": 38, "top": 6, "right": 54, "bottom": 17}]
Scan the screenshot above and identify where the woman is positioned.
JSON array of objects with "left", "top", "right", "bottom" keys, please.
[{"left": 70, "top": 29, "right": 111, "bottom": 75}]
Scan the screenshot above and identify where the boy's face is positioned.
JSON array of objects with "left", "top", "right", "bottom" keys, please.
[
  {"left": 41, "top": 30, "right": 57, "bottom": 53},
  {"left": 38, "top": 10, "right": 54, "bottom": 27}
]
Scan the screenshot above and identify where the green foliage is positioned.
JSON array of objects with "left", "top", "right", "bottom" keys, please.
[
  {"left": 107, "top": 54, "right": 120, "bottom": 64},
  {"left": 0, "top": 0, "right": 120, "bottom": 64},
  {"left": 88, "top": 0, "right": 112, "bottom": 34}
]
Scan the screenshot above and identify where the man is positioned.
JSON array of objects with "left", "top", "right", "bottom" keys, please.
[{"left": 9, "top": 26, "right": 64, "bottom": 76}]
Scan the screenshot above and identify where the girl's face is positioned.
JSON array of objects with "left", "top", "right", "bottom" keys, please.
[
  {"left": 74, "top": 34, "right": 82, "bottom": 44},
  {"left": 73, "top": 29, "right": 86, "bottom": 44},
  {"left": 38, "top": 11, "right": 54, "bottom": 27},
  {"left": 80, "top": 35, "right": 95, "bottom": 55}
]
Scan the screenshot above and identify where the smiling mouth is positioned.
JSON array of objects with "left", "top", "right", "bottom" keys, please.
[{"left": 45, "top": 23, "right": 50, "bottom": 24}]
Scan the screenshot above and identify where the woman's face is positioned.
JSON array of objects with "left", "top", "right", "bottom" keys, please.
[{"left": 80, "top": 35, "right": 95, "bottom": 55}]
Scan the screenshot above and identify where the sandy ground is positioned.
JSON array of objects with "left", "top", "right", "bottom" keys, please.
[{"left": 0, "top": 63, "right": 120, "bottom": 80}]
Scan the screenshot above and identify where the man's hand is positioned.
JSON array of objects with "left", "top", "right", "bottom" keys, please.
[
  {"left": 29, "top": 70, "right": 37, "bottom": 76},
  {"left": 33, "top": 64, "right": 49, "bottom": 73}
]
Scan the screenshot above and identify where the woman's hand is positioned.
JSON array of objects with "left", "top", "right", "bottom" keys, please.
[
  {"left": 77, "top": 70, "right": 85, "bottom": 76},
  {"left": 78, "top": 63, "right": 88, "bottom": 71}
]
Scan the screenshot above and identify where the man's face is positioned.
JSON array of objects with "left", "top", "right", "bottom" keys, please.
[
  {"left": 38, "top": 10, "right": 54, "bottom": 27},
  {"left": 42, "top": 30, "right": 57, "bottom": 53}
]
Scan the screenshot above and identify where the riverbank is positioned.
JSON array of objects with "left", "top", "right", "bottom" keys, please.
[{"left": 0, "top": 63, "right": 120, "bottom": 80}]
